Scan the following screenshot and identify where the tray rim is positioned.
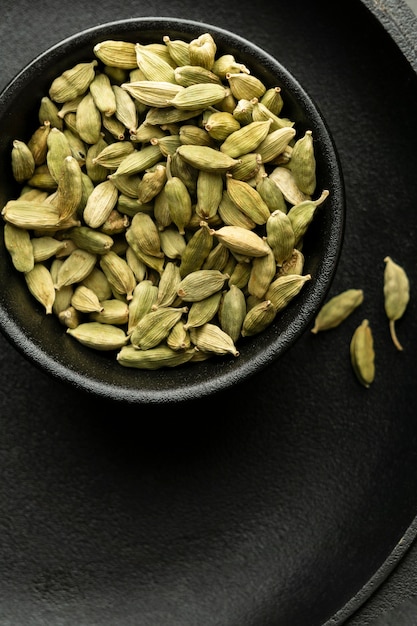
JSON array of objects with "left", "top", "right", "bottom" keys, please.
[{"left": 326, "top": 1, "right": 417, "bottom": 623}]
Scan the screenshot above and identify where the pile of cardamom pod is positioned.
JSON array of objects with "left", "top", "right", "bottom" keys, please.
[{"left": 1, "top": 32, "right": 329, "bottom": 369}]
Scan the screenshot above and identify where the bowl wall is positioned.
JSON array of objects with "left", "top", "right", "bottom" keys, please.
[{"left": 0, "top": 17, "right": 345, "bottom": 404}]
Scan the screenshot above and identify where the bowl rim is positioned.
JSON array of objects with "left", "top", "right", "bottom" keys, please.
[{"left": 0, "top": 16, "right": 346, "bottom": 404}]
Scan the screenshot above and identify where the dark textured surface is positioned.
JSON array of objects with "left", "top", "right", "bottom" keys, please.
[{"left": 1, "top": 1, "right": 417, "bottom": 625}]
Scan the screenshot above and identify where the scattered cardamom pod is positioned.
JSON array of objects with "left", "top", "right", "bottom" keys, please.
[
  {"left": 383, "top": 256, "right": 410, "bottom": 351},
  {"left": 350, "top": 319, "right": 375, "bottom": 388},
  {"left": 311, "top": 289, "right": 364, "bottom": 333}
]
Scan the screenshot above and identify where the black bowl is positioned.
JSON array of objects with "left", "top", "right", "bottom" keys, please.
[{"left": 0, "top": 17, "right": 345, "bottom": 404}]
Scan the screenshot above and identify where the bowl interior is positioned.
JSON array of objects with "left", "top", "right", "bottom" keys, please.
[{"left": 0, "top": 17, "right": 345, "bottom": 404}]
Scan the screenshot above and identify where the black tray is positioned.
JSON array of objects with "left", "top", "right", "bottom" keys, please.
[{"left": 1, "top": 1, "right": 417, "bottom": 624}]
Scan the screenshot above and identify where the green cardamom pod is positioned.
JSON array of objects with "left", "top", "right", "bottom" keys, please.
[
  {"left": 218, "top": 284, "right": 246, "bottom": 343},
  {"left": 11, "top": 139, "right": 35, "bottom": 183},
  {"left": 265, "top": 273, "right": 311, "bottom": 311},
  {"left": 49, "top": 60, "right": 98, "bottom": 103},
  {"left": 189, "top": 323, "right": 239, "bottom": 357},
  {"left": 383, "top": 256, "right": 410, "bottom": 351},
  {"left": 289, "top": 130, "right": 317, "bottom": 196},
  {"left": 3, "top": 222, "right": 34, "bottom": 273},
  {"left": 89, "top": 299, "right": 129, "bottom": 325},
  {"left": 177, "top": 269, "right": 228, "bottom": 302},
  {"left": 24, "top": 263, "right": 55, "bottom": 314},
  {"left": 350, "top": 319, "right": 375, "bottom": 388},
  {"left": 183, "top": 291, "right": 223, "bottom": 330},
  {"left": 67, "top": 321, "right": 128, "bottom": 351},
  {"left": 266, "top": 209, "right": 296, "bottom": 266},
  {"left": 130, "top": 306, "right": 187, "bottom": 350},
  {"left": 127, "top": 280, "right": 159, "bottom": 334},
  {"left": 99, "top": 250, "right": 136, "bottom": 300},
  {"left": 117, "top": 344, "right": 196, "bottom": 369},
  {"left": 311, "top": 289, "right": 364, "bottom": 333},
  {"left": 241, "top": 299, "right": 277, "bottom": 337}
]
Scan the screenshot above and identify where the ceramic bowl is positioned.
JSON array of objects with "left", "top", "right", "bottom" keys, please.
[{"left": 0, "top": 17, "right": 345, "bottom": 404}]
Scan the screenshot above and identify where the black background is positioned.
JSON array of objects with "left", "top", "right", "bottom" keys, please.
[{"left": 1, "top": 1, "right": 417, "bottom": 624}]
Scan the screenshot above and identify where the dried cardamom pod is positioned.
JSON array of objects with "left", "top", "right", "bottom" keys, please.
[
  {"left": 217, "top": 190, "right": 256, "bottom": 230},
  {"left": 89, "top": 72, "right": 117, "bottom": 117},
  {"left": 183, "top": 291, "right": 223, "bottom": 330},
  {"left": 311, "top": 289, "right": 364, "bottom": 333},
  {"left": 383, "top": 256, "right": 410, "bottom": 351},
  {"left": 167, "top": 320, "right": 191, "bottom": 351},
  {"left": 11, "top": 140, "right": 35, "bottom": 183},
  {"left": 83, "top": 179, "right": 119, "bottom": 229},
  {"left": 58, "top": 305, "right": 81, "bottom": 329},
  {"left": 24, "top": 263, "right": 55, "bottom": 314},
  {"left": 3, "top": 222, "right": 34, "bottom": 273},
  {"left": 260, "top": 86, "right": 284, "bottom": 116},
  {"left": 129, "top": 211, "right": 163, "bottom": 258},
  {"left": 27, "top": 121, "right": 51, "bottom": 166},
  {"left": 117, "top": 344, "right": 196, "bottom": 369},
  {"left": 54, "top": 248, "right": 97, "bottom": 289},
  {"left": 112, "top": 84, "right": 138, "bottom": 134},
  {"left": 256, "top": 126, "right": 296, "bottom": 164},
  {"left": 287, "top": 189, "right": 329, "bottom": 246},
  {"left": 176, "top": 144, "right": 240, "bottom": 174},
  {"left": 121, "top": 80, "right": 184, "bottom": 108},
  {"left": 135, "top": 43, "right": 177, "bottom": 83},
  {"left": 67, "top": 321, "right": 128, "bottom": 351},
  {"left": 212, "top": 54, "right": 249, "bottom": 80},
  {"left": 177, "top": 269, "right": 228, "bottom": 302},
  {"left": 93, "top": 40, "right": 137, "bottom": 69},
  {"left": 164, "top": 155, "right": 192, "bottom": 235},
  {"left": 76, "top": 92, "right": 102, "bottom": 145},
  {"left": 51, "top": 155, "right": 83, "bottom": 223},
  {"left": 226, "top": 72, "right": 266, "bottom": 101},
  {"left": 189, "top": 323, "right": 239, "bottom": 357},
  {"left": 220, "top": 120, "right": 272, "bottom": 158},
  {"left": 89, "top": 299, "right": 129, "bottom": 325},
  {"left": 179, "top": 221, "right": 213, "bottom": 277},
  {"left": 288, "top": 130, "right": 316, "bottom": 196},
  {"left": 92, "top": 141, "right": 135, "bottom": 169},
  {"left": 162, "top": 35, "right": 191, "bottom": 67},
  {"left": 218, "top": 284, "right": 246, "bottom": 343},
  {"left": 82, "top": 267, "right": 113, "bottom": 301},
  {"left": 99, "top": 250, "right": 136, "bottom": 300},
  {"left": 71, "top": 285, "right": 103, "bottom": 313},
  {"left": 46, "top": 128, "right": 73, "bottom": 183},
  {"left": 225, "top": 176, "right": 270, "bottom": 225},
  {"left": 174, "top": 65, "right": 222, "bottom": 89},
  {"left": 350, "top": 319, "right": 375, "bottom": 388},
  {"left": 269, "top": 166, "right": 310, "bottom": 206},
  {"left": 130, "top": 306, "right": 187, "bottom": 350},
  {"left": 49, "top": 60, "right": 98, "bottom": 103},
  {"left": 112, "top": 144, "right": 162, "bottom": 177},
  {"left": 168, "top": 83, "right": 229, "bottom": 110},
  {"left": 31, "top": 236, "right": 68, "bottom": 262},
  {"left": 189, "top": 33, "right": 217, "bottom": 70},
  {"left": 265, "top": 273, "right": 311, "bottom": 311},
  {"left": 247, "top": 244, "right": 276, "bottom": 299},
  {"left": 242, "top": 299, "right": 277, "bottom": 337},
  {"left": 2, "top": 199, "right": 78, "bottom": 231},
  {"left": 266, "top": 209, "right": 295, "bottom": 266},
  {"left": 210, "top": 225, "right": 270, "bottom": 258},
  {"left": 256, "top": 173, "right": 288, "bottom": 214},
  {"left": 137, "top": 163, "right": 167, "bottom": 203},
  {"left": 127, "top": 280, "right": 159, "bottom": 334}
]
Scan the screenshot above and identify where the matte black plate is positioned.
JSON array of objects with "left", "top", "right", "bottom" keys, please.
[{"left": 1, "top": 1, "right": 417, "bottom": 625}]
